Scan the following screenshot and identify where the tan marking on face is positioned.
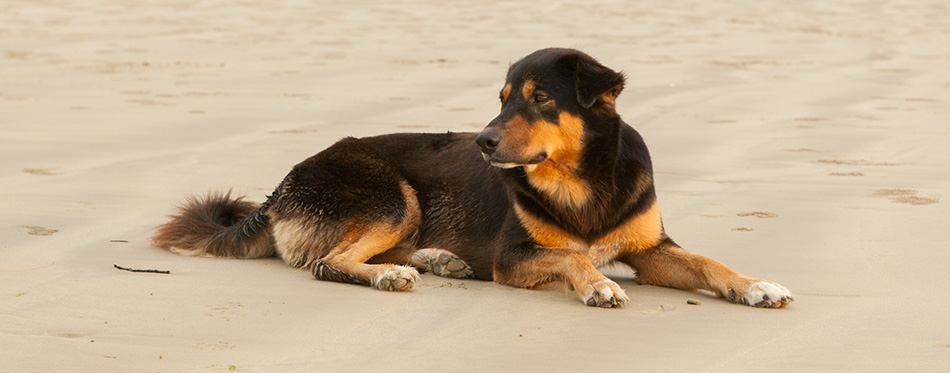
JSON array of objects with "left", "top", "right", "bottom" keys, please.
[
  {"left": 594, "top": 200, "right": 663, "bottom": 254},
  {"left": 525, "top": 112, "right": 590, "bottom": 207},
  {"left": 491, "top": 114, "right": 531, "bottom": 160},
  {"left": 501, "top": 83, "right": 512, "bottom": 102},
  {"left": 514, "top": 203, "right": 586, "bottom": 251},
  {"left": 521, "top": 80, "right": 536, "bottom": 100}
]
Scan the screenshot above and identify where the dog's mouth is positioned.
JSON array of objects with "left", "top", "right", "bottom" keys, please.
[{"left": 482, "top": 152, "right": 548, "bottom": 170}]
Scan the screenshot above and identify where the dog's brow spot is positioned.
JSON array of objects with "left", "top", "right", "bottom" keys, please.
[
  {"left": 522, "top": 80, "right": 536, "bottom": 100},
  {"left": 501, "top": 84, "right": 512, "bottom": 102}
]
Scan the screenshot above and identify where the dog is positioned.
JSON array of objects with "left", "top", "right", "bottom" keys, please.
[{"left": 153, "top": 48, "right": 793, "bottom": 308}]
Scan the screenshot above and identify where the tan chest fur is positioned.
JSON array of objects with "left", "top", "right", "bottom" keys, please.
[{"left": 514, "top": 201, "right": 664, "bottom": 267}]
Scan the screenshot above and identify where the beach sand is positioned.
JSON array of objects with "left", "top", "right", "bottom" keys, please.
[{"left": 2, "top": 0, "right": 948, "bottom": 371}]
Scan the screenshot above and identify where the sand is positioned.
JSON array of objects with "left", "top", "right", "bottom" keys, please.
[{"left": 2, "top": 0, "right": 949, "bottom": 371}]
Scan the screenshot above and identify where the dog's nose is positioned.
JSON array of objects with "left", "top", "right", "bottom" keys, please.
[{"left": 476, "top": 130, "right": 501, "bottom": 154}]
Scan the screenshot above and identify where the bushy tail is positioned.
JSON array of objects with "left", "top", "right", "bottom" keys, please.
[{"left": 152, "top": 191, "right": 276, "bottom": 259}]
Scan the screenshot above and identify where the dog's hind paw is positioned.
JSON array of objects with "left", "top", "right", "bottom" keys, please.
[
  {"left": 411, "top": 248, "right": 474, "bottom": 279},
  {"left": 580, "top": 279, "right": 628, "bottom": 308},
  {"left": 729, "top": 280, "right": 794, "bottom": 308},
  {"left": 373, "top": 266, "right": 420, "bottom": 292}
]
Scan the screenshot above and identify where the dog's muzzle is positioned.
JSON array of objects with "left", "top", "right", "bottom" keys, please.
[{"left": 475, "top": 130, "right": 501, "bottom": 155}]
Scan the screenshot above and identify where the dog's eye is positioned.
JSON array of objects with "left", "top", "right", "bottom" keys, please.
[{"left": 534, "top": 94, "right": 550, "bottom": 103}]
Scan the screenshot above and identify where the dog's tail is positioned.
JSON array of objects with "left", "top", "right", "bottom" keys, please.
[{"left": 151, "top": 190, "right": 277, "bottom": 259}]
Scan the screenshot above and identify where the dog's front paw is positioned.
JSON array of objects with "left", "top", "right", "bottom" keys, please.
[
  {"left": 728, "top": 280, "right": 793, "bottom": 308},
  {"left": 373, "top": 266, "right": 420, "bottom": 292},
  {"left": 580, "top": 279, "right": 629, "bottom": 308}
]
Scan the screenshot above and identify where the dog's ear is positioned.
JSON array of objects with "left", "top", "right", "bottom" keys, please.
[{"left": 566, "top": 54, "right": 626, "bottom": 108}]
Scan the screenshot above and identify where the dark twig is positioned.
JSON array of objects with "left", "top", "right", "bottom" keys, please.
[{"left": 113, "top": 264, "right": 170, "bottom": 274}]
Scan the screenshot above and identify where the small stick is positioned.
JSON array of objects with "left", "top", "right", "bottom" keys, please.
[{"left": 113, "top": 264, "right": 170, "bottom": 274}]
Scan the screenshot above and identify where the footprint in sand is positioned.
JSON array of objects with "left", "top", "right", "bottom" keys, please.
[
  {"left": 786, "top": 148, "right": 820, "bottom": 153},
  {"left": 204, "top": 302, "right": 245, "bottom": 321},
  {"left": 829, "top": 172, "right": 864, "bottom": 177},
  {"left": 635, "top": 304, "right": 679, "bottom": 316},
  {"left": 20, "top": 226, "right": 58, "bottom": 236},
  {"left": 794, "top": 117, "right": 830, "bottom": 122},
  {"left": 872, "top": 189, "right": 940, "bottom": 205},
  {"left": 194, "top": 341, "right": 236, "bottom": 351},
  {"left": 269, "top": 129, "right": 319, "bottom": 134},
  {"left": 738, "top": 211, "right": 778, "bottom": 218},
  {"left": 735, "top": 212, "right": 776, "bottom": 231},
  {"left": 24, "top": 168, "right": 63, "bottom": 176},
  {"left": 818, "top": 159, "right": 900, "bottom": 166}
]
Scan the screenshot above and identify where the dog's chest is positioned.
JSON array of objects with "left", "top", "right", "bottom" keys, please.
[
  {"left": 536, "top": 234, "right": 622, "bottom": 267},
  {"left": 515, "top": 201, "right": 664, "bottom": 266}
]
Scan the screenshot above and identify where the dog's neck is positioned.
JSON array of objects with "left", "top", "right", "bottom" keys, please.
[{"left": 506, "top": 116, "right": 648, "bottom": 241}]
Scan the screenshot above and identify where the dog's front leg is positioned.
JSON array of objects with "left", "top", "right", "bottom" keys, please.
[
  {"left": 494, "top": 245, "right": 629, "bottom": 307},
  {"left": 621, "top": 237, "right": 793, "bottom": 308}
]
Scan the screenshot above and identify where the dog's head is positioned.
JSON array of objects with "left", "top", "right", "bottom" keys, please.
[{"left": 477, "top": 48, "right": 625, "bottom": 170}]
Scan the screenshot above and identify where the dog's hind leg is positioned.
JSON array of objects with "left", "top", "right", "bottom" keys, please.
[
  {"left": 311, "top": 220, "right": 424, "bottom": 291},
  {"left": 409, "top": 248, "right": 474, "bottom": 279},
  {"left": 620, "top": 237, "right": 793, "bottom": 308},
  {"left": 366, "top": 247, "right": 474, "bottom": 279},
  {"left": 313, "top": 224, "right": 421, "bottom": 291},
  {"left": 309, "top": 181, "right": 424, "bottom": 291}
]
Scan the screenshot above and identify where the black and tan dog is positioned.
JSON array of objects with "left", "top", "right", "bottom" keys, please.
[{"left": 153, "top": 48, "right": 793, "bottom": 308}]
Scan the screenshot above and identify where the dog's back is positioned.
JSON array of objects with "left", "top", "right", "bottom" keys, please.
[{"left": 154, "top": 132, "right": 509, "bottom": 281}]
